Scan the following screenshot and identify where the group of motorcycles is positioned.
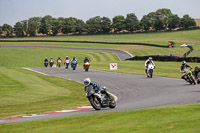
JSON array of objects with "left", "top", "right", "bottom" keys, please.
[
  {"left": 146, "top": 63, "right": 200, "bottom": 85},
  {"left": 44, "top": 58, "right": 90, "bottom": 72}
]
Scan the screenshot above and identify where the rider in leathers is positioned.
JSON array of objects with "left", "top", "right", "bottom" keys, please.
[
  {"left": 83, "top": 57, "right": 90, "bottom": 68},
  {"left": 193, "top": 66, "right": 200, "bottom": 80},
  {"left": 180, "top": 61, "right": 193, "bottom": 80},
  {"left": 84, "top": 78, "right": 111, "bottom": 99},
  {"left": 145, "top": 57, "right": 155, "bottom": 74}
]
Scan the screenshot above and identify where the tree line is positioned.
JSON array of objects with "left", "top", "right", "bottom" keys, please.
[{"left": 0, "top": 8, "right": 197, "bottom": 37}]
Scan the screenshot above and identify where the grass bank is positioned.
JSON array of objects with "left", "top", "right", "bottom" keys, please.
[
  {"left": 1, "top": 29, "right": 200, "bottom": 46},
  {"left": 0, "top": 67, "right": 88, "bottom": 118},
  {"left": 1, "top": 103, "right": 200, "bottom": 133}
]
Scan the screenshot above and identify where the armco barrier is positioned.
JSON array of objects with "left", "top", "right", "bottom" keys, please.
[{"left": 126, "top": 55, "right": 200, "bottom": 63}]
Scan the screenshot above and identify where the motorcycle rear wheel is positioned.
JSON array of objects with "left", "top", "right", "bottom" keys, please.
[{"left": 109, "top": 97, "right": 116, "bottom": 109}]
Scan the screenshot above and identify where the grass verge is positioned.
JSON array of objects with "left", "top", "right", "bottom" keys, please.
[
  {"left": 0, "top": 67, "right": 88, "bottom": 118},
  {"left": 1, "top": 103, "right": 200, "bottom": 133}
]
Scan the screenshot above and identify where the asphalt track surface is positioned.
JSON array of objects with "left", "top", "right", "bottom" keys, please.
[
  {"left": 1, "top": 67, "right": 200, "bottom": 123},
  {"left": 3, "top": 46, "right": 133, "bottom": 61}
]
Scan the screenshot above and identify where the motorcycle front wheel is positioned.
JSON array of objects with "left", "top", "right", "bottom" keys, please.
[{"left": 90, "top": 96, "right": 101, "bottom": 110}]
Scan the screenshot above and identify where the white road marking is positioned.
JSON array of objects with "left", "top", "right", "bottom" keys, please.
[{"left": 22, "top": 67, "right": 49, "bottom": 76}]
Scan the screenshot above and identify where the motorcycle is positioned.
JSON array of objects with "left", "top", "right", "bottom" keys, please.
[
  {"left": 49, "top": 60, "right": 54, "bottom": 67},
  {"left": 183, "top": 70, "right": 196, "bottom": 85},
  {"left": 85, "top": 86, "right": 116, "bottom": 110},
  {"left": 57, "top": 59, "right": 62, "bottom": 67},
  {"left": 65, "top": 60, "right": 70, "bottom": 69},
  {"left": 196, "top": 72, "right": 200, "bottom": 84},
  {"left": 147, "top": 63, "right": 154, "bottom": 78},
  {"left": 44, "top": 61, "right": 48, "bottom": 67},
  {"left": 71, "top": 60, "right": 77, "bottom": 70},
  {"left": 84, "top": 62, "right": 90, "bottom": 72}
]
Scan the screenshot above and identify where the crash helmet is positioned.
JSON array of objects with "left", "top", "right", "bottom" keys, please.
[
  {"left": 149, "top": 57, "right": 152, "bottom": 60},
  {"left": 73, "top": 57, "right": 75, "bottom": 60},
  {"left": 58, "top": 57, "right": 60, "bottom": 59},
  {"left": 84, "top": 78, "right": 91, "bottom": 86},
  {"left": 66, "top": 56, "right": 68, "bottom": 59},
  {"left": 50, "top": 57, "right": 53, "bottom": 59},
  {"left": 195, "top": 66, "right": 200, "bottom": 71},
  {"left": 85, "top": 57, "right": 88, "bottom": 59},
  {"left": 182, "top": 61, "right": 186, "bottom": 66}
]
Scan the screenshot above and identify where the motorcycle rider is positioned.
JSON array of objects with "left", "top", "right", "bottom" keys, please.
[
  {"left": 145, "top": 57, "right": 155, "bottom": 75},
  {"left": 44, "top": 57, "right": 48, "bottom": 62},
  {"left": 193, "top": 66, "right": 200, "bottom": 80},
  {"left": 64, "top": 56, "right": 70, "bottom": 65},
  {"left": 49, "top": 57, "right": 54, "bottom": 63},
  {"left": 83, "top": 57, "right": 90, "bottom": 68},
  {"left": 83, "top": 57, "right": 90, "bottom": 63},
  {"left": 44, "top": 57, "right": 48, "bottom": 66},
  {"left": 84, "top": 78, "right": 111, "bottom": 99},
  {"left": 71, "top": 57, "right": 77, "bottom": 66},
  {"left": 180, "top": 61, "right": 193, "bottom": 80}
]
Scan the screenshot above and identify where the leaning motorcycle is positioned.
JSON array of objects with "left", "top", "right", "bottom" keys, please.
[
  {"left": 44, "top": 61, "right": 48, "bottom": 67},
  {"left": 183, "top": 70, "right": 196, "bottom": 85},
  {"left": 71, "top": 60, "right": 77, "bottom": 70},
  {"left": 147, "top": 63, "right": 154, "bottom": 78},
  {"left": 84, "top": 62, "right": 90, "bottom": 72},
  {"left": 85, "top": 86, "right": 116, "bottom": 110},
  {"left": 65, "top": 60, "right": 70, "bottom": 69}
]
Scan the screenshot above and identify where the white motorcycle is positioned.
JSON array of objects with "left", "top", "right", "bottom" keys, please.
[
  {"left": 65, "top": 60, "right": 70, "bottom": 69},
  {"left": 147, "top": 63, "right": 155, "bottom": 78}
]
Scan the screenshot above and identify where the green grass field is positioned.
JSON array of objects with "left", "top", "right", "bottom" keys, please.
[
  {"left": 1, "top": 29, "right": 200, "bottom": 57},
  {"left": 1, "top": 103, "right": 200, "bottom": 133},
  {"left": 0, "top": 30, "right": 200, "bottom": 132},
  {"left": 1, "top": 29, "right": 200, "bottom": 45}
]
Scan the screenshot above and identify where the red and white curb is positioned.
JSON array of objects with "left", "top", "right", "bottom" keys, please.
[{"left": 0, "top": 105, "right": 92, "bottom": 122}]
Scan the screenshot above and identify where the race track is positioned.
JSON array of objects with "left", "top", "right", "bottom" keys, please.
[
  {"left": 1, "top": 67, "right": 200, "bottom": 123},
  {"left": 3, "top": 46, "right": 133, "bottom": 61}
]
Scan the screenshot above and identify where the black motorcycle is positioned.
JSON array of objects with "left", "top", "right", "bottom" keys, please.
[
  {"left": 85, "top": 86, "right": 116, "bottom": 110},
  {"left": 44, "top": 61, "right": 48, "bottom": 67},
  {"left": 49, "top": 60, "right": 54, "bottom": 67}
]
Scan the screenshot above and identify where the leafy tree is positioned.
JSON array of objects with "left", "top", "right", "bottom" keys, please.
[
  {"left": 39, "top": 15, "right": 53, "bottom": 35},
  {"left": 28, "top": 17, "right": 41, "bottom": 36},
  {"left": 52, "top": 18, "right": 61, "bottom": 35},
  {"left": 168, "top": 14, "right": 180, "bottom": 30},
  {"left": 125, "top": 13, "right": 139, "bottom": 32},
  {"left": 62, "top": 17, "right": 78, "bottom": 34},
  {"left": 112, "top": 15, "right": 126, "bottom": 33},
  {"left": 156, "top": 8, "right": 172, "bottom": 28},
  {"left": 2, "top": 24, "right": 13, "bottom": 37},
  {"left": 180, "top": 14, "right": 196, "bottom": 29},
  {"left": 86, "top": 16, "right": 102, "bottom": 34},
  {"left": 147, "top": 12, "right": 165, "bottom": 31},
  {"left": 140, "top": 15, "right": 151, "bottom": 31},
  {"left": 14, "top": 22, "right": 24, "bottom": 37},
  {"left": 57, "top": 17, "right": 65, "bottom": 34},
  {"left": 21, "top": 20, "right": 28, "bottom": 36},
  {"left": 76, "top": 19, "right": 87, "bottom": 34},
  {"left": 101, "top": 17, "right": 112, "bottom": 33},
  {"left": 0, "top": 26, "right": 2, "bottom": 36}
]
